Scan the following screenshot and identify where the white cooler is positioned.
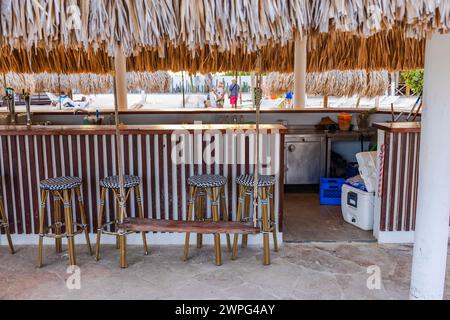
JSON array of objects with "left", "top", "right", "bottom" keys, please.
[{"left": 341, "top": 184, "right": 375, "bottom": 231}]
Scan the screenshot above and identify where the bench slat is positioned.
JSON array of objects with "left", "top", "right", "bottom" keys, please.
[{"left": 118, "top": 218, "right": 260, "bottom": 235}]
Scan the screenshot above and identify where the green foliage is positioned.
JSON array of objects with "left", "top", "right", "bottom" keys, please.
[
  {"left": 401, "top": 70, "right": 424, "bottom": 95},
  {"left": 223, "top": 71, "right": 252, "bottom": 76}
]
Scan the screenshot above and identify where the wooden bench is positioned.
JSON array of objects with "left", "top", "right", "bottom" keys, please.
[
  {"left": 118, "top": 218, "right": 260, "bottom": 235},
  {"left": 116, "top": 218, "right": 260, "bottom": 268}
]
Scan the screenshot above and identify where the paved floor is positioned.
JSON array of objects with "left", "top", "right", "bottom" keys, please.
[
  {"left": 1, "top": 243, "right": 449, "bottom": 300},
  {"left": 284, "top": 193, "right": 375, "bottom": 242}
]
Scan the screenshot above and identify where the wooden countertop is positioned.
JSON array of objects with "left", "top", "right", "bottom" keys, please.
[
  {"left": 0, "top": 108, "right": 413, "bottom": 116},
  {"left": 373, "top": 122, "right": 421, "bottom": 133},
  {"left": 0, "top": 124, "right": 287, "bottom": 136}
]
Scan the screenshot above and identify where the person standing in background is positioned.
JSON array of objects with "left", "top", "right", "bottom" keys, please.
[
  {"left": 215, "top": 81, "right": 225, "bottom": 108},
  {"left": 207, "top": 86, "right": 217, "bottom": 108},
  {"left": 228, "top": 79, "right": 240, "bottom": 108}
]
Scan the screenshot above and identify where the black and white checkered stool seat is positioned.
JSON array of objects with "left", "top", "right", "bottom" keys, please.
[
  {"left": 187, "top": 174, "right": 227, "bottom": 188},
  {"left": 39, "top": 177, "right": 82, "bottom": 191},
  {"left": 100, "top": 175, "right": 141, "bottom": 189},
  {"left": 236, "top": 174, "right": 276, "bottom": 187}
]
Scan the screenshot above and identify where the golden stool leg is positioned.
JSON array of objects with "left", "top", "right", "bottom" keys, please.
[
  {"left": 37, "top": 190, "right": 49, "bottom": 267},
  {"left": 115, "top": 196, "right": 120, "bottom": 249},
  {"left": 0, "top": 196, "right": 14, "bottom": 254},
  {"left": 63, "top": 190, "right": 77, "bottom": 266},
  {"left": 261, "top": 187, "right": 271, "bottom": 266},
  {"left": 242, "top": 188, "right": 251, "bottom": 248},
  {"left": 270, "top": 186, "right": 278, "bottom": 252},
  {"left": 211, "top": 187, "right": 222, "bottom": 266},
  {"left": 95, "top": 187, "right": 106, "bottom": 261},
  {"left": 220, "top": 187, "right": 231, "bottom": 252},
  {"left": 119, "top": 232, "right": 127, "bottom": 268},
  {"left": 76, "top": 187, "right": 92, "bottom": 256},
  {"left": 196, "top": 190, "right": 204, "bottom": 249},
  {"left": 53, "top": 192, "right": 63, "bottom": 253},
  {"left": 116, "top": 188, "right": 129, "bottom": 268},
  {"left": 232, "top": 186, "right": 245, "bottom": 260},
  {"left": 183, "top": 186, "right": 196, "bottom": 261},
  {"left": 135, "top": 185, "right": 148, "bottom": 255}
]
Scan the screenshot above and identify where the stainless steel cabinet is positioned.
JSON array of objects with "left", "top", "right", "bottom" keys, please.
[{"left": 285, "top": 134, "right": 326, "bottom": 185}]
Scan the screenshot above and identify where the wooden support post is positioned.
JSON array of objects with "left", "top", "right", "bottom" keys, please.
[
  {"left": 294, "top": 34, "right": 307, "bottom": 109},
  {"left": 181, "top": 72, "right": 186, "bottom": 108},
  {"left": 114, "top": 44, "right": 128, "bottom": 111},
  {"left": 323, "top": 95, "right": 329, "bottom": 109}
]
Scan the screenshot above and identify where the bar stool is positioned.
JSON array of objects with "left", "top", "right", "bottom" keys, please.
[
  {"left": 183, "top": 174, "right": 231, "bottom": 266},
  {"left": 0, "top": 194, "right": 14, "bottom": 254},
  {"left": 95, "top": 175, "right": 148, "bottom": 263},
  {"left": 232, "top": 174, "right": 278, "bottom": 265},
  {"left": 37, "top": 177, "right": 92, "bottom": 267}
]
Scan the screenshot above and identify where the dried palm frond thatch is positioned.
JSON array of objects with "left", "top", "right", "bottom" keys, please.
[
  {"left": 1, "top": 1, "right": 445, "bottom": 74},
  {"left": 0, "top": 29, "right": 425, "bottom": 74},
  {"left": 126, "top": 71, "right": 172, "bottom": 93},
  {"left": 0, "top": 72, "right": 171, "bottom": 94},
  {"left": 0, "top": 46, "right": 114, "bottom": 74},
  {"left": 31, "top": 73, "right": 114, "bottom": 95},
  {"left": 0, "top": 0, "right": 448, "bottom": 57},
  {"left": 0, "top": 73, "right": 35, "bottom": 93},
  {"left": 307, "top": 29, "right": 426, "bottom": 73},
  {"left": 264, "top": 70, "right": 389, "bottom": 97}
]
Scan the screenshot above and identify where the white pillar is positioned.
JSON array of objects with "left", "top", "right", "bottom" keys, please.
[
  {"left": 410, "top": 33, "right": 450, "bottom": 300},
  {"left": 294, "top": 34, "right": 307, "bottom": 109},
  {"left": 390, "top": 72, "right": 396, "bottom": 96},
  {"left": 114, "top": 44, "right": 128, "bottom": 111}
]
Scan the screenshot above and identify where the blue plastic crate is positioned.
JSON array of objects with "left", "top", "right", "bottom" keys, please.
[{"left": 320, "top": 178, "right": 345, "bottom": 205}]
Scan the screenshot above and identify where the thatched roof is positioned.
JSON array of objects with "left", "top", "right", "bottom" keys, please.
[
  {"left": 264, "top": 70, "right": 390, "bottom": 97},
  {"left": 0, "top": 46, "right": 113, "bottom": 74},
  {"left": 1, "top": 1, "right": 448, "bottom": 53},
  {"left": 0, "top": 72, "right": 171, "bottom": 94},
  {"left": 0, "top": 73, "right": 36, "bottom": 93},
  {"left": 0, "top": 29, "right": 425, "bottom": 74},
  {"left": 0, "top": 1, "right": 447, "bottom": 73}
]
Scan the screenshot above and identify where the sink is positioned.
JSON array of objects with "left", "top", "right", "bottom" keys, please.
[
  {"left": 0, "top": 114, "right": 10, "bottom": 125},
  {"left": 0, "top": 113, "right": 37, "bottom": 125}
]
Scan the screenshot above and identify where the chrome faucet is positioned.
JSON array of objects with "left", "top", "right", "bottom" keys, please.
[
  {"left": 20, "top": 91, "right": 32, "bottom": 126},
  {"left": 3, "top": 87, "right": 16, "bottom": 125},
  {"left": 73, "top": 108, "right": 88, "bottom": 115}
]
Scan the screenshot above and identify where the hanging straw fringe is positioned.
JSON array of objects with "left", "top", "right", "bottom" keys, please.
[
  {"left": 0, "top": 71, "right": 171, "bottom": 94},
  {"left": 264, "top": 70, "right": 389, "bottom": 97},
  {"left": 0, "top": 30, "right": 425, "bottom": 74}
]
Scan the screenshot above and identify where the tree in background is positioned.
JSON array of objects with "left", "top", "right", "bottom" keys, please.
[{"left": 402, "top": 70, "right": 424, "bottom": 95}]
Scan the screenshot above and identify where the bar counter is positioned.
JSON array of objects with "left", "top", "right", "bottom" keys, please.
[
  {"left": 373, "top": 122, "right": 421, "bottom": 133},
  {"left": 0, "top": 124, "right": 286, "bottom": 238},
  {"left": 0, "top": 124, "right": 287, "bottom": 136},
  {"left": 370, "top": 122, "right": 450, "bottom": 243},
  {"left": 0, "top": 107, "right": 410, "bottom": 116}
]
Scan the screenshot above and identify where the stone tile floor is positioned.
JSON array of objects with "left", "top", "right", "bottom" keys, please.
[
  {"left": 284, "top": 193, "right": 375, "bottom": 242},
  {"left": 1, "top": 243, "right": 449, "bottom": 300}
]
